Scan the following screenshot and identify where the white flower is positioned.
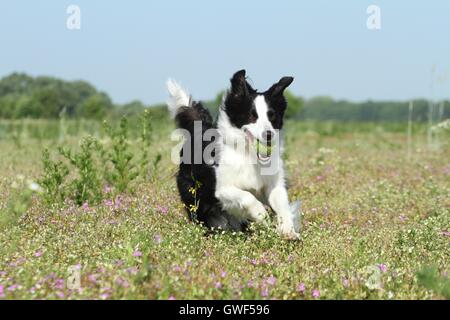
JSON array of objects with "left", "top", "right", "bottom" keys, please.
[{"left": 28, "top": 181, "right": 42, "bottom": 193}]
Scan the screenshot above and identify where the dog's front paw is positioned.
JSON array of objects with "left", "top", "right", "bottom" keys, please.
[
  {"left": 277, "top": 221, "right": 301, "bottom": 240},
  {"left": 248, "top": 201, "right": 268, "bottom": 224}
]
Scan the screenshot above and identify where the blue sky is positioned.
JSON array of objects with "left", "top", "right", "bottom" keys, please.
[{"left": 0, "top": 1, "right": 449, "bottom": 104}]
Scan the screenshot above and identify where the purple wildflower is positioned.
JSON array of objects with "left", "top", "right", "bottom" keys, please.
[
  {"left": 88, "top": 274, "right": 98, "bottom": 284},
  {"left": 168, "top": 295, "right": 176, "bottom": 300},
  {"left": 7, "top": 284, "right": 19, "bottom": 292},
  {"left": 34, "top": 250, "right": 43, "bottom": 258},
  {"left": 132, "top": 250, "right": 142, "bottom": 257},
  {"left": 312, "top": 289, "right": 320, "bottom": 298},
  {"left": 173, "top": 265, "right": 182, "bottom": 272},
  {"left": 378, "top": 264, "right": 388, "bottom": 273},
  {"left": 158, "top": 205, "right": 169, "bottom": 214},
  {"left": 54, "top": 279, "right": 65, "bottom": 290},
  {"left": 100, "top": 293, "right": 110, "bottom": 300},
  {"left": 265, "top": 275, "right": 277, "bottom": 286},
  {"left": 342, "top": 278, "right": 350, "bottom": 288},
  {"left": 81, "top": 202, "right": 90, "bottom": 212},
  {"left": 296, "top": 283, "right": 305, "bottom": 293},
  {"left": 153, "top": 234, "right": 162, "bottom": 244},
  {"left": 261, "top": 287, "right": 269, "bottom": 297}
]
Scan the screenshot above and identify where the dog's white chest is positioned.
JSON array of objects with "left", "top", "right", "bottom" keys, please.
[{"left": 215, "top": 145, "right": 265, "bottom": 193}]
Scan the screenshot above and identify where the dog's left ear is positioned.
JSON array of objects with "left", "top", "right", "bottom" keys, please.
[{"left": 266, "top": 77, "right": 294, "bottom": 97}]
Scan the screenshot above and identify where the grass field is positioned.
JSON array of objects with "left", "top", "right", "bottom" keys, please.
[{"left": 0, "top": 119, "right": 449, "bottom": 300}]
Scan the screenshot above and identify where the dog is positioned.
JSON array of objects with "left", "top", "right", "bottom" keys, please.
[{"left": 167, "top": 70, "right": 300, "bottom": 239}]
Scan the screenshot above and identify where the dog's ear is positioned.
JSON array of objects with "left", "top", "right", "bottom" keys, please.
[
  {"left": 266, "top": 76, "right": 294, "bottom": 97},
  {"left": 230, "top": 69, "right": 255, "bottom": 97}
]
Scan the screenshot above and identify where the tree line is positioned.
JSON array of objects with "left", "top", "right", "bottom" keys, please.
[{"left": 0, "top": 73, "right": 448, "bottom": 122}]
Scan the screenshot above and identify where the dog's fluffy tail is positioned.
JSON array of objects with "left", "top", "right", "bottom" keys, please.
[
  {"left": 166, "top": 79, "right": 191, "bottom": 118},
  {"left": 166, "top": 79, "right": 214, "bottom": 130}
]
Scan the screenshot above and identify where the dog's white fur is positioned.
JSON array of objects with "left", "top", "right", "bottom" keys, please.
[{"left": 167, "top": 80, "right": 301, "bottom": 239}]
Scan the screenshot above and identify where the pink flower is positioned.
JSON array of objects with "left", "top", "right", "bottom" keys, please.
[
  {"left": 220, "top": 271, "right": 227, "bottom": 278},
  {"left": 215, "top": 282, "right": 222, "bottom": 289},
  {"left": 56, "top": 291, "right": 65, "bottom": 299},
  {"left": 168, "top": 295, "right": 176, "bottom": 300},
  {"left": 312, "top": 289, "right": 320, "bottom": 298},
  {"left": 0, "top": 284, "right": 4, "bottom": 298},
  {"left": 54, "top": 279, "right": 65, "bottom": 290},
  {"left": 115, "top": 277, "right": 129, "bottom": 288},
  {"left": 265, "top": 275, "right": 277, "bottom": 286},
  {"left": 100, "top": 293, "right": 110, "bottom": 300},
  {"left": 173, "top": 265, "right": 182, "bottom": 272},
  {"left": 153, "top": 234, "right": 162, "bottom": 244},
  {"left": 261, "top": 288, "right": 269, "bottom": 297},
  {"left": 441, "top": 231, "right": 450, "bottom": 237},
  {"left": 81, "top": 202, "right": 90, "bottom": 211},
  {"left": 34, "top": 250, "right": 43, "bottom": 258},
  {"left": 7, "top": 284, "right": 19, "bottom": 292},
  {"left": 247, "top": 280, "right": 255, "bottom": 288},
  {"left": 250, "top": 259, "right": 258, "bottom": 266},
  {"left": 296, "top": 283, "right": 305, "bottom": 293},
  {"left": 132, "top": 250, "right": 142, "bottom": 257},
  {"left": 399, "top": 215, "right": 406, "bottom": 222},
  {"left": 88, "top": 274, "right": 98, "bottom": 284},
  {"left": 342, "top": 278, "right": 350, "bottom": 288},
  {"left": 378, "top": 264, "right": 388, "bottom": 273},
  {"left": 126, "top": 267, "right": 138, "bottom": 275},
  {"left": 158, "top": 205, "right": 169, "bottom": 214}
]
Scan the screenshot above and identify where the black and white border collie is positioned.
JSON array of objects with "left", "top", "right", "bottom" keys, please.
[{"left": 167, "top": 70, "right": 300, "bottom": 239}]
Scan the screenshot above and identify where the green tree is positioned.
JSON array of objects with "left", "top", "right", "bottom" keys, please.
[
  {"left": 78, "top": 93, "right": 113, "bottom": 119},
  {"left": 284, "top": 90, "right": 304, "bottom": 119}
]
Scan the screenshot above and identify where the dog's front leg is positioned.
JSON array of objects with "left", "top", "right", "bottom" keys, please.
[
  {"left": 266, "top": 183, "right": 300, "bottom": 239},
  {"left": 215, "top": 186, "right": 268, "bottom": 223}
]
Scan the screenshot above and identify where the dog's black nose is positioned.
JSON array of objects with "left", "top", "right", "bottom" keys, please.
[{"left": 263, "top": 130, "right": 275, "bottom": 143}]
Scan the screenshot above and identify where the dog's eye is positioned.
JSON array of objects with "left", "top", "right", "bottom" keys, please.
[{"left": 267, "top": 110, "right": 275, "bottom": 121}]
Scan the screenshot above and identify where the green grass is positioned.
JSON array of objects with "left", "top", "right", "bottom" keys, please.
[{"left": 0, "top": 120, "right": 449, "bottom": 300}]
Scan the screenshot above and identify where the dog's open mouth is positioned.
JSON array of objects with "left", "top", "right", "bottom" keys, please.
[{"left": 244, "top": 129, "right": 272, "bottom": 163}]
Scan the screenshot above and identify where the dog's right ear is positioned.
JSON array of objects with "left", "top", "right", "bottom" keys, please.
[{"left": 230, "top": 69, "right": 254, "bottom": 97}]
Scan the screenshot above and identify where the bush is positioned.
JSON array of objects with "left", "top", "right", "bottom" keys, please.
[{"left": 39, "top": 112, "right": 158, "bottom": 206}]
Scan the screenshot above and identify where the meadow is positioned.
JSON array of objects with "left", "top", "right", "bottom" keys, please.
[{"left": 0, "top": 118, "right": 449, "bottom": 300}]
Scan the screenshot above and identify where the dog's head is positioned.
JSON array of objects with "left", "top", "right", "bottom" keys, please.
[{"left": 223, "top": 69, "right": 294, "bottom": 161}]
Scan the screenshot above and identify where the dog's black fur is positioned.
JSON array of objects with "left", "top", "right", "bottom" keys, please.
[{"left": 174, "top": 99, "right": 246, "bottom": 231}]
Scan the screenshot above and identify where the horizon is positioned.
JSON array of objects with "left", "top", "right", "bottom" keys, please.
[
  {"left": 1, "top": 1, "right": 449, "bottom": 105},
  {"left": 3, "top": 70, "right": 449, "bottom": 106}
]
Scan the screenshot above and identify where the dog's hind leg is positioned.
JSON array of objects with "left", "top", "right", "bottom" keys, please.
[{"left": 201, "top": 203, "right": 247, "bottom": 232}]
